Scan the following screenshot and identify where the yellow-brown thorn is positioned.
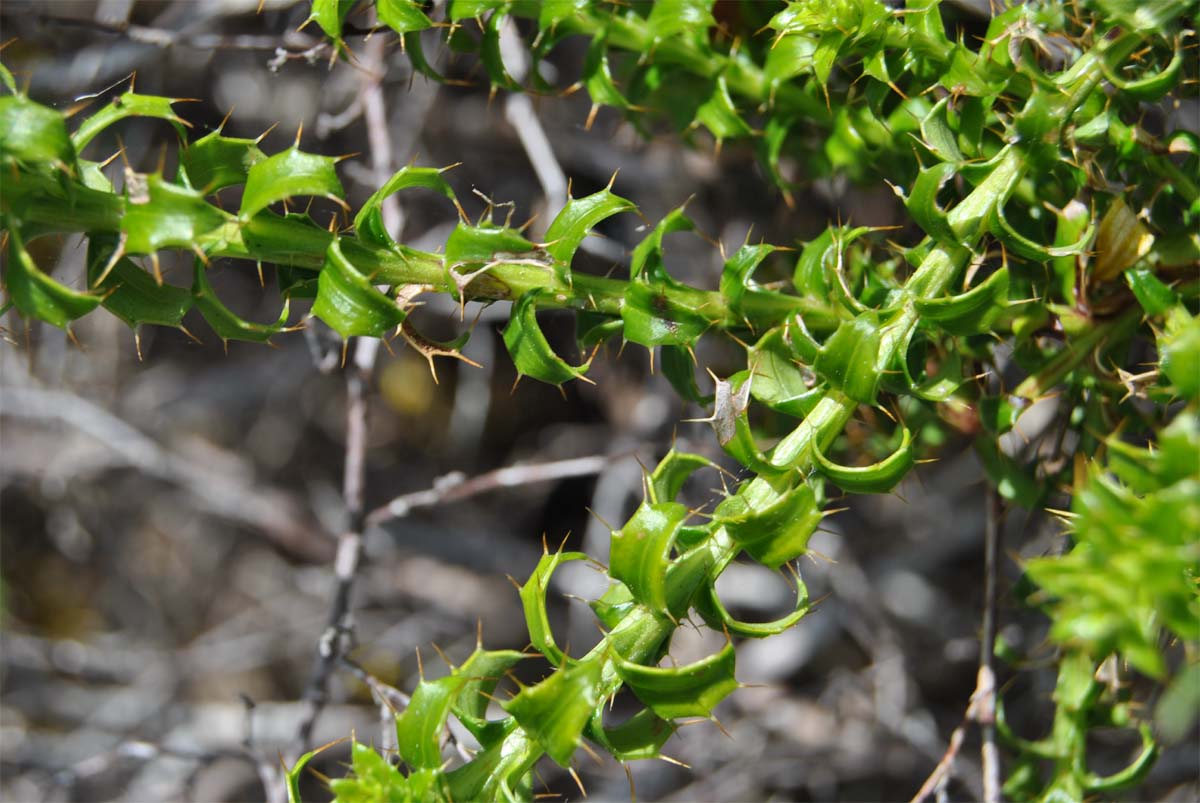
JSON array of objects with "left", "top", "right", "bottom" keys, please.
[{"left": 567, "top": 766, "right": 588, "bottom": 798}]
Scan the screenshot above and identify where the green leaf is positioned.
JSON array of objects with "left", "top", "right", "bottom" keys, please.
[
  {"left": 121, "top": 173, "right": 228, "bottom": 254},
  {"left": 239, "top": 145, "right": 345, "bottom": 219},
  {"left": 192, "top": 260, "right": 292, "bottom": 344},
  {"left": 920, "top": 97, "right": 964, "bottom": 163},
  {"left": 378, "top": 0, "right": 434, "bottom": 34},
  {"left": 695, "top": 571, "right": 809, "bottom": 638},
  {"left": 329, "top": 741, "right": 412, "bottom": 803},
  {"left": 180, "top": 130, "right": 266, "bottom": 193},
  {"left": 747, "top": 326, "right": 823, "bottom": 418},
  {"left": 975, "top": 436, "right": 1044, "bottom": 506},
  {"left": 450, "top": 648, "right": 528, "bottom": 744},
  {"left": 610, "top": 502, "right": 690, "bottom": 618},
  {"left": 988, "top": 200, "right": 1094, "bottom": 262},
  {"left": 621, "top": 208, "right": 713, "bottom": 347},
  {"left": 518, "top": 550, "right": 591, "bottom": 667},
  {"left": 661, "top": 344, "right": 711, "bottom": 404},
  {"left": 502, "top": 290, "right": 592, "bottom": 386},
  {"left": 480, "top": 12, "right": 521, "bottom": 91},
  {"left": 3, "top": 220, "right": 101, "bottom": 327},
  {"left": 814, "top": 313, "right": 886, "bottom": 405},
  {"left": 647, "top": 449, "right": 715, "bottom": 506},
  {"left": 307, "top": 0, "right": 358, "bottom": 42},
  {"left": 313, "top": 238, "right": 407, "bottom": 338},
  {"left": 1124, "top": 268, "right": 1176, "bottom": 317},
  {"left": 644, "top": 0, "right": 716, "bottom": 41},
  {"left": 716, "top": 482, "right": 823, "bottom": 570},
  {"left": 915, "top": 268, "right": 1010, "bottom": 336},
  {"left": 586, "top": 707, "right": 675, "bottom": 761},
  {"left": 87, "top": 236, "right": 191, "bottom": 329},
  {"left": 504, "top": 659, "right": 602, "bottom": 767},
  {"left": 1160, "top": 308, "right": 1200, "bottom": 401},
  {"left": 719, "top": 243, "right": 782, "bottom": 320},
  {"left": 542, "top": 189, "right": 635, "bottom": 283},
  {"left": 904, "top": 162, "right": 960, "bottom": 247},
  {"left": 814, "top": 426, "right": 914, "bottom": 493},
  {"left": 615, "top": 640, "right": 737, "bottom": 720},
  {"left": 72, "top": 91, "right": 189, "bottom": 151},
  {"left": 355, "top": 165, "right": 461, "bottom": 250},
  {"left": 695, "top": 77, "right": 752, "bottom": 142},
  {"left": 444, "top": 223, "right": 537, "bottom": 267},
  {"left": 622, "top": 281, "right": 713, "bottom": 347},
  {"left": 396, "top": 675, "right": 460, "bottom": 770},
  {"left": 581, "top": 35, "right": 633, "bottom": 112},
  {"left": 0, "top": 95, "right": 77, "bottom": 173}
]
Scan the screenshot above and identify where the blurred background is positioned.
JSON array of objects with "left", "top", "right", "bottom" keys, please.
[{"left": 1, "top": 2, "right": 1196, "bottom": 801}]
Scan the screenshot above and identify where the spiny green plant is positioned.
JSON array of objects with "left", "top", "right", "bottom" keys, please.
[{"left": 2, "top": 0, "right": 1197, "bottom": 801}]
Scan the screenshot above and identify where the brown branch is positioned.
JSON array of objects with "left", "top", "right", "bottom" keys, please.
[{"left": 366, "top": 454, "right": 617, "bottom": 527}]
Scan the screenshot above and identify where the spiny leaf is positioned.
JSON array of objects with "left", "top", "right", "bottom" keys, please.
[
  {"left": 313, "top": 238, "right": 407, "bottom": 338},
  {"left": 518, "top": 550, "right": 591, "bottom": 668},
  {"left": 72, "top": 91, "right": 189, "bottom": 151},
  {"left": 355, "top": 165, "right": 461, "bottom": 250},
  {"left": 610, "top": 501, "right": 690, "bottom": 618},
  {"left": 542, "top": 189, "right": 636, "bottom": 282},
  {"left": 502, "top": 290, "right": 592, "bottom": 386},
  {"left": 3, "top": 220, "right": 101, "bottom": 327},
  {"left": 814, "top": 312, "right": 887, "bottom": 405},
  {"left": 307, "top": 0, "right": 358, "bottom": 42},
  {"left": 504, "top": 659, "right": 603, "bottom": 767},
  {"left": 87, "top": 236, "right": 192, "bottom": 329},
  {"left": 192, "top": 260, "right": 292, "bottom": 344},
  {"left": 696, "top": 571, "right": 810, "bottom": 638},
  {"left": 716, "top": 481, "right": 823, "bottom": 570},
  {"left": 0, "top": 95, "right": 77, "bottom": 174},
  {"left": 396, "top": 675, "right": 461, "bottom": 770},
  {"left": 915, "top": 268, "right": 1010, "bottom": 336},
  {"left": 586, "top": 707, "right": 675, "bottom": 761},
  {"left": 814, "top": 425, "right": 914, "bottom": 493},
  {"left": 121, "top": 173, "right": 228, "bottom": 254},
  {"left": 615, "top": 640, "right": 737, "bottom": 720},
  {"left": 180, "top": 130, "right": 266, "bottom": 194},
  {"left": 661, "top": 344, "right": 712, "bottom": 404},
  {"left": 377, "top": 0, "right": 434, "bottom": 34},
  {"left": 239, "top": 144, "right": 345, "bottom": 219}
]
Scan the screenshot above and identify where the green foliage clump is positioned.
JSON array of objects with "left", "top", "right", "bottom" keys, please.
[{"left": 2, "top": 0, "right": 1198, "bottom": 801}]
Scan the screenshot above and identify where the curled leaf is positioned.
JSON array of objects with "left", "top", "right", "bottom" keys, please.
[
  {"left": 180, "top": 130, "right": 266, "bottom": 194},
  {"left": 313, "top": 238, "right": 407, "bottom": 338},
  {"left": 615, "top": 640, "right": 737, "bottom": 720},
  {"left": 239, "top": 144, "right": 345, "bottom": 219},
  {"left": 695, "top": 570, "right": 810, "bottom": 638},
  {"left": 814, "top": 426, "right": 914, "bottom": 494},
  {"left": 504, "top": 659, "right": 602, "bottom": 767},
  {"left": 610, "top": 502, "right": 690, "bottom": 619},
  {"left": 518, "top": 550, "right": 592, "bottom": 667},
  {"left": 503, "top": 290, "right": 592, "bottom": 386},
  {"left": 586, "top": 707, "right": 675, "bottom": 761},
  {"left": 192, "top": 260, "right": 292, "bottom": 344},
  {"left": 543, "top": 189, "right": 636, "bottom": 283},
  {"left": 72, "top": 91, "right": 189, "bottom": 151},
  {"left": 87, "top": 236, "right": 191, "bottom": 329},
  {"left": 716, "top": 482, "right": 823, "bottom": 570},
  {"left": 4, "top": 220, "right": 101, "bottom": 327},
  {"left": 904, "top": 161, "right": 960, "bottom": 246},
  {"left": 915, "top": 267, "right": 1010, "bottom": 336},
  {"left": 355, "top": 165, "right": 462, "bottom": 250},
  {"left": 647, "top": 449, "right": 715, "bottom": 506}
]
